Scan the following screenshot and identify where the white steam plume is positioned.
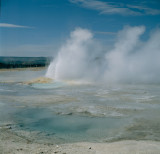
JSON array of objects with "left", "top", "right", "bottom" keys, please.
[{"left": 46, "top": 26, "right": 160, "bottom": 83}]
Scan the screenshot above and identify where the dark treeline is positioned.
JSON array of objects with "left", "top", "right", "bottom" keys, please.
[{"left": 0, "top": 57, "right": 52, "bottom": 69}]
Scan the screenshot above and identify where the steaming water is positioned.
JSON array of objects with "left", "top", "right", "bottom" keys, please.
[
  {"left": 46, "top": 26, "right": 160, "bottom": 83},
  {"left": 1, "top": 26, "right": 160, "bottom": 143},
  {"left": 0, "top": 69, "right": 160, "bottom": 143}
]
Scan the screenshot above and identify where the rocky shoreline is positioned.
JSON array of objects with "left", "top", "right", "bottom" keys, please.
[{"left": 1, "top": 124, "right": 160, "bottom": 154}]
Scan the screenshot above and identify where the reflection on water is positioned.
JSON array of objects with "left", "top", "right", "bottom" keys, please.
[{"left": 0, "top": 69, "right": 160, "bottom": 143}]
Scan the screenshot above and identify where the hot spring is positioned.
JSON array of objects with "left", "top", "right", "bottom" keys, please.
[{"left": 0, "top": 26, "right": 160, "bottom": 144}]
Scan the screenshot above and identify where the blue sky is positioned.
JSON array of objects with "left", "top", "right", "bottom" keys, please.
[{"left": 0, "top": 0, "right": 160, "bottom": 57}]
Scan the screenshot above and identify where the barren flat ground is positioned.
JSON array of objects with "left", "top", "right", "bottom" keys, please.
[
  {"left": 0, "top": 69, "right": 160, "bottom": 154},
  {"left": 1, "top": 126, "right": 160, "bottom": 154}
]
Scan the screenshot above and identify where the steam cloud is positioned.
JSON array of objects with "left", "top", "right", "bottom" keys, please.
[{"left": 46, "top": 26, "right": 160, "bottom": 83}]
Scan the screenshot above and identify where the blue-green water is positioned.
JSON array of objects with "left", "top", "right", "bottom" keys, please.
[{"left": 0, "top": 69, "right": 160, "bottom": 143}]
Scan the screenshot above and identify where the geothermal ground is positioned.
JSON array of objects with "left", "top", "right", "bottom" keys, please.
[{"left": 0, "top": 68, "right": 160, "bottom": 153}]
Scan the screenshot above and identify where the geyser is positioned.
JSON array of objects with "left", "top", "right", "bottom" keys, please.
[{"left": 46, "top": 26, "right": 160, "bottom": 83}]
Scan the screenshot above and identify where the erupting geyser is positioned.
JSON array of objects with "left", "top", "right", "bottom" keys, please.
[{"left": 46, "top": 26, "right": 160, "bottom": 83}]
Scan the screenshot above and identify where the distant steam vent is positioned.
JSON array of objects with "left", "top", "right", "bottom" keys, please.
[{"left": 0, "top": 57, "right": 52, "bottom": 69}]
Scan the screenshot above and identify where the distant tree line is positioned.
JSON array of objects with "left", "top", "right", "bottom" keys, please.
[{"left": 0, "top": 57, "right": 52, "bottom": 69}]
